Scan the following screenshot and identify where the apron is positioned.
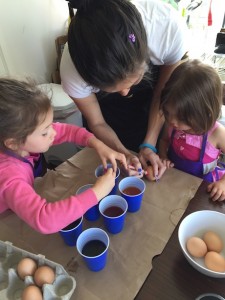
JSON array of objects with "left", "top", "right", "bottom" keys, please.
[
  {"left": 168, "top": 129, "right": 225, "bottom": 183},
  {"left": 83, "top": 63, "right": 160, "bottom": 153}
]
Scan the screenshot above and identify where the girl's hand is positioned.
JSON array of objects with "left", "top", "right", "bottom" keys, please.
[
  {"left": 92, "top": 168, "right": 116, "bottom": 201},
  {"left": 139, "top": 148, "right": 165, "bottom": 179},
  {"left": 162, "top": 158, "right": 174, "bottom": 169},
  {"left": 207, "top": 179, "right": 225, "bottom": 201},
  {"left": 88, "top": 137, "right": 127, "bottom": 172}
]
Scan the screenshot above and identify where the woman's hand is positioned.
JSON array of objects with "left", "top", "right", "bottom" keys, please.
[
  {"left": 92, "top": 168, "right": 116, "bottom": 201},
  {"left": 125, "top": 154, "right": 144, "bottom": 178},
  {"left": 139, "top": 147, "right": 166, "bottom": 180},
  {"left": 88, "top": 137, "right": 127, "bottom": 172}
]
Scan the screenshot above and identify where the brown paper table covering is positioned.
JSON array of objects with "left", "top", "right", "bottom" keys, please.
[{"left": 0, "top": 148, "right": 202, "bottom": 300}]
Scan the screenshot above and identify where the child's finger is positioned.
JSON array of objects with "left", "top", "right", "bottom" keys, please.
[
  {"left": 209, "top": 186, "right": 219, "bottom": 201},
  {"left": 207, "top": 183, "right": 213, "bottom": 192}
]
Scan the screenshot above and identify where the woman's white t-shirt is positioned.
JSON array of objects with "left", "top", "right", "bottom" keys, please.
[{"left": 60, "top": 0, "right": 188, "bottom": 99}]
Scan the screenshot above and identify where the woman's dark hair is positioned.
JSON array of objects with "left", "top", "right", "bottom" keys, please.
[
  {"left": 160, "top": 59, "right": 223, "bottom": 134},
  {"left": 68, "top": 0, "right": 149, "bottom": 89},
  {"left": 0, "top": 78, "right": 51, "bottom": 151}
]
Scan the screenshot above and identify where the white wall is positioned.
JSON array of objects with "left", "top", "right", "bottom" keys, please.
[{"left": 0, "top": 0, "right": 68, "bottom": 83}]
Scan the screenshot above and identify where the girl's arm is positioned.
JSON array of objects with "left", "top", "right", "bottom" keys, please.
[
  {"left": 207, "top": 124, "right": 225, "bottom": 201},
  {"left": 2, "top": 165, "right": 115, "bottom": 234},
  {"left": 53, "top": 117, "right": 128, "bottom": 173},
  {"left": 214, "top": 124, "right": 225, "bottom": 154},
  {"left": 52, "top": 122, "right": 94, "bottom": 146},
  {"left": 207, "top": 176, "right": 225, "bottom": 201}
]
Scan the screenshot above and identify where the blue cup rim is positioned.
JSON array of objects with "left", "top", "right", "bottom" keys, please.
[
  {"left": 60, "top": 216, "right": 83, "bottom": 233},
  {"left": 118, "top": 177, "right": 146, "bottom": 197},
  {"left": 76, "top": 183, "right": 94, "bottom": 195},
  {"left": 77, "top": 228, "right": 110, "bottom": 258},
  {"left": 99, "top": 195, "right": 128, "bottom": 219},
  {"left": 95, "top": 163, "right": 120, "bottom": 180}
]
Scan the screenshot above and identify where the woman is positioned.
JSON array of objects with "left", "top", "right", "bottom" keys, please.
[{"left": 60, "top": 0, "right": 189, "bottom": 178}]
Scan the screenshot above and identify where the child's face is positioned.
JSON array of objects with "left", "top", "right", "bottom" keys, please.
[
  {"left": 164, "top": 105, "right": 193, "bottom": 133},
  {"left": 19, "top": 108, "right": 56, "bottom": 156}
]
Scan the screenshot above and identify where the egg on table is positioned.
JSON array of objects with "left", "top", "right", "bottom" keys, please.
[{"left": 17, "top": 257, "right": 38, "bottom": 280}]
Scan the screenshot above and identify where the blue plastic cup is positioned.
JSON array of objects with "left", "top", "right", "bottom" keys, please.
[
  {"left": 76, "top": 184, "right": 100, "bottom": 221},
  {"left": 99, "top": 195, "right": 128, "bottom": 234},
  {"left": 59, "top": 216, "right": 83, "bottom": 246},
  {"left": 76, "top": 228, "right": 109, "bottom": 272},
  {"left": 119, "top": 177, "right": 146, "bottom": 212},
  {"left": 95, "top": 163, "right": 120, "bottom": 195}
]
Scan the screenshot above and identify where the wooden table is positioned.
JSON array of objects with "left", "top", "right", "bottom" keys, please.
[{"left": 135, "top": 181, "right": 225, "bottom": 300}]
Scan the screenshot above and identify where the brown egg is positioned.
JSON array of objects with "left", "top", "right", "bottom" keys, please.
[
  {"left": 203, "top": 231, "right": 223, "bottom": 252},
  {"left": 17, "top": 257, "right": 38, "bottom": 280},
  {"left": 186, "top": 236, "right": 207, "bottom": 258},
  {"left": 22, "top": 285, "right": 43, "bottom": 300},
  {"left": 34, "top": 265, "right": 55, "bottom": 287},
  {"left": 145, "top": 166, "right": 155, "bottom": 181},
  {"left": 204, "top": 251, "right": 225, "bottom": 272}
]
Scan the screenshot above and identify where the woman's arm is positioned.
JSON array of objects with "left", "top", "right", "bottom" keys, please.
[
  {"left": 72, "top": 93, "right": 130, "bottom": 155},
  {"left": 71, "top": 93, "right": 143, "bottom": 176},
  {"left": 158, "top": 123, "right": 170, "bottom": 160},
  {"left": 139, "top": 63, "right": 181, "bottom": 175}
]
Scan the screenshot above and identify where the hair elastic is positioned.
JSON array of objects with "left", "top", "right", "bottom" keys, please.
[
  {"left": 128, "top": 33, "right": 135, "bottom": 43},
  {"left": 139, "top": 143, "right": 157, "bottom": 153}
]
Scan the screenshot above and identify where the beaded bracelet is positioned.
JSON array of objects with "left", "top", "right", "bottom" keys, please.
[{"left": 139, "top": 143, "right": 157, "bottom": 153}]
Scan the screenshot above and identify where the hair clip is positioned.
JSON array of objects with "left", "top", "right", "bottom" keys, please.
[{"left": 128, "top": 33, "right": 135, "bottom": 43}]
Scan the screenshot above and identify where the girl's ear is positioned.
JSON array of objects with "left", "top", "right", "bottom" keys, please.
[{"left": 4, "top": 138, "right": 18, "bottom": 151}]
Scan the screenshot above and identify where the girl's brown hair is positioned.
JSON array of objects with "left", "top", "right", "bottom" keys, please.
[
  {"left": 0, "top": 78, "right": 51, "bottom": 151},
  {"left": 160, "top": 59, "right": 223, "bottom": 134}
]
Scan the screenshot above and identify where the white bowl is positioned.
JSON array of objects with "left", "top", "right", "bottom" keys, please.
[{"left": 178, "top": 210, "right": 225, "bottom": 278}]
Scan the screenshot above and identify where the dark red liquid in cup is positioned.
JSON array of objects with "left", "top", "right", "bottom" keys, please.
[
  {"left": 82, "top": 240, "right": 106, "bottom": 257},
  {"left": 122, "top": 186, "right": 141, "bottom": 195},
  {"left": 103, "top": 206, "right": 124, "bottom": 217}
]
